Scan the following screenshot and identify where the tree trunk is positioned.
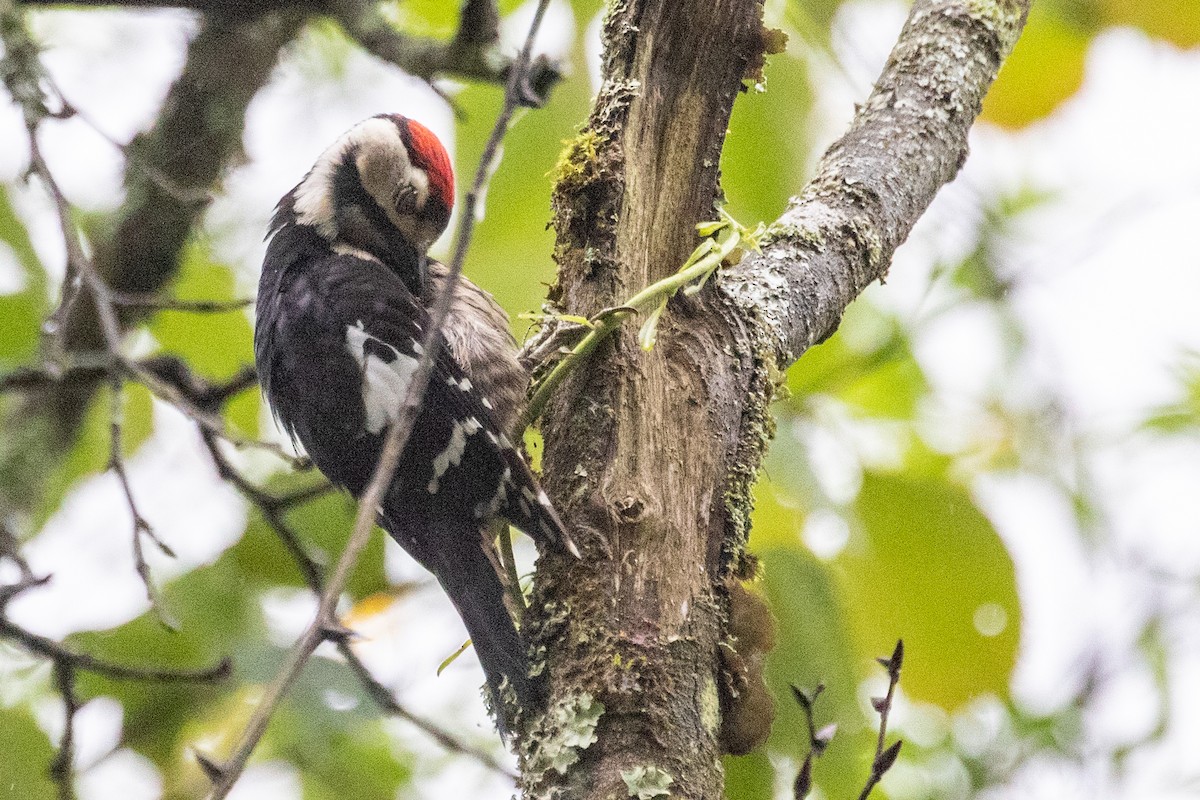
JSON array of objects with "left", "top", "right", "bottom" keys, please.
[
  {"left": 519, "top": 2, "right": 767, "bottom": 798},
  {"left": 520, "top": 0, "right": 1030, "bottom": 798}
]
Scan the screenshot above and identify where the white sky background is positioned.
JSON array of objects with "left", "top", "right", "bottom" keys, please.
[{"left": 1, "top": 1, "right": 1199, "bottom": 798}]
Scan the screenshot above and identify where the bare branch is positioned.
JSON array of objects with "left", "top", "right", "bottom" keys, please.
[
  {"left": 198, "top": 428, "right": 327, "bottom": 591},
  {"left": 0, "top": 614, "right": 231, "bottom": 682},
  {"left": 48, "top": 659, "right": 78, "bottom": 800},
  {"left": 0, "top": 521, "right": 35, "bottom": 580},
  {"left": 334, "top": 638, "right": 517, "bottom": 778},
  {"left": 107, "top": 367, "right": 176, "bottom": 626},
  {"left": 326, "top": 0, "right": 560, "bottom": 105},
  {"left": 4, "top": 23, "right": 179, "bottom": 624},
  {"left": 0, "top": 573, "right": 50, "bottom": 609},
  {"left": 788, "top": 682, "right": 830, "bottom": 800},
  {"left": 128, "top": 356, "right": 309, "bottom": 468},
  {"left": 110, "top": 293, "right": 254, "bottom": 314},
  {"left": 0, "top": 366, "right": 82, "bottom": 393},
  {"left": 721, "top": 0, "right": 1031, "bottom": 366},
  {"left": 41, "top": 73, "right": 212, "bottom": 208},
  {"left": 858, "top": 641, "right": 904, "bottom": 800}
]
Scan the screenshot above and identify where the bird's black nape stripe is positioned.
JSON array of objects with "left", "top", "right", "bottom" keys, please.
[{"left": 326, "top": 148, "right": 427, "bottom": 297}]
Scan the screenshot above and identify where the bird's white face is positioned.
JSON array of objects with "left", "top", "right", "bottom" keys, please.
[
  {"left": 353, "top": 119, "right": 437, "bottom": 248},
  {"left": 292, "top": 115, "right": 452, "bottom": 252}
]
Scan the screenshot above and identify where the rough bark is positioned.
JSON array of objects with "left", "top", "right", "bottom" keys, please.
[
  {"left": 520, "top": 1, "right": 765, "bottom": 798},
  {"left": 524, "top": 1, "right": 1030, "bottom": 798},
  {"left": 722, "top": 0, "right": 1030, "bottom": 363}
]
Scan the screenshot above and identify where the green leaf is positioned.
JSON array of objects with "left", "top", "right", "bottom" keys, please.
[
  {"left": 436, "top": 639, "right": 472, "bottom": 675},
  {"left": 786, "top": 308, "right": 926, "bottom": 419},
  {"left": 723, "top": 750, "right": 774, "bottom": 800},
  {"left": 1102, "top": 0, "right": 1200, "bottom": 46},
  {"left": 0, "top": 707, "right": 57, "bottom": 800},
  {"left": 1144, "top": 352, "right": 1200, "bottom": 435},
  {"left": 981, "top": 3, "right": 1089, "bottom": 128},
  {"left": 231, "top": 478, "right": 388, "bottom": 602},
  {"left": 385, "top": 0, "right": 461, "bottom": 37},
  {"left": 147, "top": 244, "right": 258, "bottom": 436},
  {"left": 837, "top": 472, "right": 1020, "bottom": 709},
  {"left": 637, "top": 302, "right": 666, "bottom": 351},
  {"left": 0, "top": 186, "right": 48, "bottom": 367}
]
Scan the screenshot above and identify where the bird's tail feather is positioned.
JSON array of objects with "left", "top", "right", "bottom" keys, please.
[{"left": 384, "top": 510, "right": 544, "bottom": 734}]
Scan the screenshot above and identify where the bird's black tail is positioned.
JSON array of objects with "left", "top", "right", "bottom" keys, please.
[{"left": 381, "top": 510, "right": 543, "bottom": 733}]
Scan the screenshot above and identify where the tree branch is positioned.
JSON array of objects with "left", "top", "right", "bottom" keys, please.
[
  {"left": 0, "top": 614, "right": 232, "bottom": 682},
  {"left": 328, "top": 0, "right": 559, "bottom": 103},
  {"left": 720, "top": 0, "right": 1030, "bottom": 366},
  {"left": 16, "top": 0, "right": 560, "bottom": 101}
]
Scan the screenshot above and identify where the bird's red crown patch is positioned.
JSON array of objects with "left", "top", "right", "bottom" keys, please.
[{"left": 402, "top": 117, "right": 455, "bottom": 212}]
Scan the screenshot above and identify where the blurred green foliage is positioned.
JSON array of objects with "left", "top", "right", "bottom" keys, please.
[
  {"left": 0, "top": 1, "right": 1195, "bottom": 799},
  {"left": 0, "top": 189, "right": 46, "bottom": 368},
  {"left": 0, "top": 707, "right": 58, "bottom": 800}
]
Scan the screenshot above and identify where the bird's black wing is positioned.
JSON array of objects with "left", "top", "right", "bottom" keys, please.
[{"left": 255, "top": 223, "right": 574, "bottom": 553}]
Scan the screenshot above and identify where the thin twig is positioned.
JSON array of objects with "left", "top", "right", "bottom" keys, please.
[
  {"left": 330, "top": 0, "right": 559, "bottom": 108},
  {"left": 858, "top": 640, "right": 904, "bottom": 800},
  {"left": 198, "top": 427, "right": 511, "bottom": 776},
  {"left": 9, "top": 45, "right": 174, "bottom": 623},
  {"left": 202, "top": 5, "right": 554, "bottom": 795},
  {"left": 40, "top": 73, "right": 211, "bottom": 209},
  {"left": 111, "top": 293, "right": 253, "bottom": 313},
  {"left": 518, "top": 217, "right": 743, "bottom": 430},
  {"left": 271, "top": 480, "right": 335, "bottom": 509},
  {"left": 336, "top": 639, "right": 517, "bottom": 778},
  {"left": 0, "top": 353, "right": 125, "bottom": 394},
  {"left": 0, "top": 10, "right": 86, "bottom": 365},
  {"left": 107, "top": 367, "right": 175, "bottom": 626},
  {"left": 0, "top": 616, "right": 232, "bottom": 683},
  {"left": 128, "top": 355, "right": 310, "bottom": 467},
  {"left": 0, "top": 521, "right": 35, "bottom": 581},
  {"left": 48, "top": 658, "right": 78, "bottom": 800},
  {"left": 199, "top": 428, "right": 326, "bottom": 591},
  {"left": 0, "top": 366, "right": 57, "bottom": 393},
  {"left": 0, "top": 573, "right": 51, "bottom": 610},
  {"left": 788, "top": 682, "right": 833, "bottom": 800}
]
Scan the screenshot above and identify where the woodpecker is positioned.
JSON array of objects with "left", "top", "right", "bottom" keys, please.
[{"left": 254, "top": 114, "right": 576, "bottom": 729}]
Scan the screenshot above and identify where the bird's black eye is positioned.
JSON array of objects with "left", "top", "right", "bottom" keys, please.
[{"left": 394, "top": 184, "right": 417, "bottom": 214}]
